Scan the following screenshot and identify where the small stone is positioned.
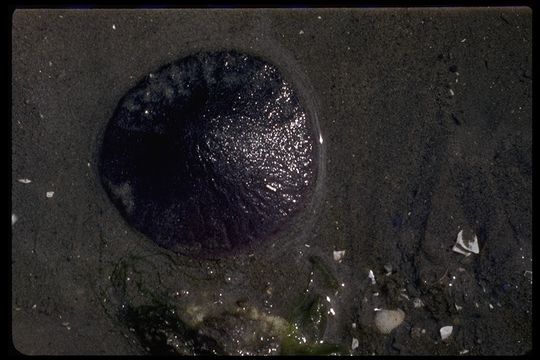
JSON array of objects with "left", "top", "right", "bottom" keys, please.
[
  {"left": 440, "top": 325, "right": 453, "bottom": 340},
  {"left": 12, "top": 214, "right": 18, "bottom": 226},
  {"left": 374, "top": 309, "right": 405, "bottom": 334}
]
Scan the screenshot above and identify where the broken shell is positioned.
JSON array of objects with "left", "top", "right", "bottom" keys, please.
[
  {"left": 333, "top": 250, "right": 346, "bottom": 262},
  {"left": 374, "top": 309, "right": 405, "bottom": 334},
  {"left": 453, "top": 229, "right": 479, "bottom": 256},
  {"left": 368, "top": 270, "right": 376, "bottom": 285},
  {"left": 452, "top": 244, "right": 472, "bottom": 256},
  {"left": 440, "top": 325, "right": 453, "bottom": 340}
]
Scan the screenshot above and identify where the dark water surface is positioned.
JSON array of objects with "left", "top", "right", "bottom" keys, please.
[{"left": 99, "top": 51, "right": 320, "bottom": 257}]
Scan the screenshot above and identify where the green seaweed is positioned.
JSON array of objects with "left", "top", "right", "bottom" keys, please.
[
  {"left": 281, "top": 291, "right": 345, "bottom": 355},
  {"left": 290, "top": 293, "right": 328, "bottom": 342},
  {"left": 122, "top": 301, "right": 224, "bottom": 355},
  {"left": 280, "top": 336, "right": 344, "bottom": 355}
]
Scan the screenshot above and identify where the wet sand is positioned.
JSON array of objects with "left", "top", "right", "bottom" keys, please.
[{"left": 11, "top": 8, "right": 532, "bottom": 355}]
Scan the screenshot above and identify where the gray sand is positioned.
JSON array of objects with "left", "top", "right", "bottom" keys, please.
[{"left": 11, "top": 8, "right": 531, "bottom": 355}]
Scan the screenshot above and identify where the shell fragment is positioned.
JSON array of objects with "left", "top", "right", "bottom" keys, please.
[
  {"left": 333, "top": 250, "right": 346, "bottom": 262},
  {"left": 368, "top": 270, "right": 376, "bottom": 284},
  {"left": 453, "top": 229, "right": 479, "bottom": 256},
  {"left": 440, "top": 325, "right": 453, "bottom": 340}
]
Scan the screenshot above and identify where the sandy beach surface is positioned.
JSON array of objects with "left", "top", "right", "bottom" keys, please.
[{"left": 11, "top": 8, "right": 531, "bottom": 355}]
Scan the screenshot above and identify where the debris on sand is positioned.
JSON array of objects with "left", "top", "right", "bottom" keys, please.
[
  {"left": 333, "top": 250, "right": 346, "bottom": 262},
  {"left": 374, "top": 309, "right": 405, "bottom": 334},
  {"left": 351, "top": 337, "right": 359, "bottom": 350},
  {"left": 46, "top": 191, "right": 55, "bottom": 198},
  {"left": 384, "top": 264, "right": 393, "bottom": 275},
  {"left": 17, "top": 178, "right": 32, "bottom": 184},
  {"left": 440, "top": 326, "right": 453, "bottom": 340},
  {"left": 368, "top": 270, "right": 376, "bottom": 285},
  {"left": 452, "top": 229, "right": 479, "bottom": 256},
  {"left": 12, "top": 214, "right": 18, "bottom": 226}
]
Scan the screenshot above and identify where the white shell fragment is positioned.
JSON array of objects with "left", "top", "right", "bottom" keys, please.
[
  {"left": 452, "top": 229, "right": 479, "bottom": 256},
  {"left": 265, "top": 184, "right": 277, "bottom": 192},
  {"left": 351, "top": 337, "right": 359, "bottom": 350},
  {"left": 440, "top": 325, "right": 453, "bottom": 340},
  {"left": 46, "top": 191, "right": 55, "bottom": 198},
  {"left": 333, "top": 250, "right": 346, "bottom": 262},
  {"left": 459, "top": 349, "right": 469, "bottom": 355},
  {"left": 17, "top": 179, "right": 32, "bottom": 184},
  {"left": 452, "top": 244, "right": 472, "bottom": 257},
  {"left": 374, "top": 309, "right": 405, "bottom": 334},
  {"left": 368, "top": 270, "right": 376, "bottom": 285},
  {"left": 457, "top": 229, "right": 479, "bottom": 253},
  {"left": 12, "top": 214, "right": 18, "bottom": 226}
]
